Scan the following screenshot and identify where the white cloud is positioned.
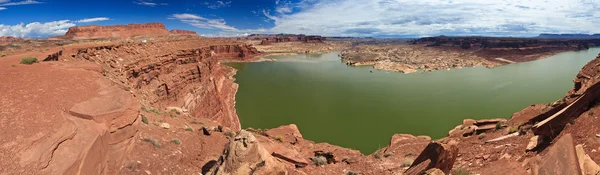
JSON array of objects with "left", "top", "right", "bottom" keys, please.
[
  {"left": 76, "top": 17, "right": 110, "bottom": 23},
  {"left": 0, "top": 20, "right": 75, "bottom": 38},
  {"left": 0, "top": 0, "right": 41, "bottom": 6},
  {"left": 0, "top": 0, "right": 42, "bottom": 10},
  {"left": 205, "top": 1, "right": 231, "bottom": 9},
  {"left": 0, "top": 17, "right": 112, "bottom": 38},
  {"left": 260, "top": 0, "right": 600, "bottom": 37},
  {"left": 133, "top": 0, "right": 166, "bottom": 7},
  {"left": 170, "top": 13, "right": 237, "bottom": 31}
]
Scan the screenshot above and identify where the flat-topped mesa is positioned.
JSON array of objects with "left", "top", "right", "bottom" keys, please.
[
  {"left": 61, "top": 22, "right": 170, "bottom": 39},
  {"left": 169, "top": 29, "right": 199, "bottom": 36},
  {"left": 259, "top": 34, "right": 325, "bottom": 45},
  {"left": 0, "top": 36, "right": 23, "bottom": 45}
]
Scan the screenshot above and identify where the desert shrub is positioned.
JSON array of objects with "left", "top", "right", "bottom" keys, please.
[
  {"left": 1, "top": 52, "right": 6, "bottom": 57},
  {"left": 495, "top": 121, "right": 505, "bottom": 130},
  {"left": 346, "top": 171, "right": 359, "bottom": 175},
  {"left": 478, "top": 133, "right": 486, "bottom": 139},
  {"left": 452, "top": 166, "right": 470, "bottom": 175},
  {"left": 225, "top": 131, "right": 235, "bottom": 137},
  {"left": 185, "top": 126, "right": 194, "bottom": 132},
  {"left": 171, "top": 138, "right": 181, "bottom": 145},
  {"left": 373, "top": 152, "right": 383, "bottom": 159},
  {"left": 274, "top": 135, "right": 284, "bottom": 142},
  {"left": 383, "top": 152, "right": 394, "bottom": 158},
  {"left": 508, "top": 126, "right": 519, "bottom": 134},
  {"left": 311, "top": 156, "right": 328, "bottom": 166},
  {"left": 405, "top": 152, "right": 416, "bottom": 157},
  {"left": 143, "top": 137, "right": 161, "bottom": 148},
  {"left": 141, "top": 115, "right": 148, "bottom": 124},
  {"left": 11, "top": 64, "right": 16, "bottom": 67},
  {"left": 401, "top": 158, "right": 414, "bottom": 167},
  {"left": 20, "top": 56, "right": 38, "bottom": 64}
]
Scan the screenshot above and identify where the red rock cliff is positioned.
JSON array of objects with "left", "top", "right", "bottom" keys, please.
[
  {"left": 61, "top": 22, "right": 170, "bottom": 39},
  {"left": 169, "top": 29, "right": 199, "bottom": 36}
]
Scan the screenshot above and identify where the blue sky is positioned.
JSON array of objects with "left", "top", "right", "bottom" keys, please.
[{"left": 1, "top": 0, "right": 599, "bottom": 38}]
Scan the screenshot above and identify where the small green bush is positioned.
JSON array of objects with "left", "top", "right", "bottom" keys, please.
[
  {"left": 508, "top": 126, "right": 519, "bottom": 134},
  {"left": 20, "top": 56, "right": 38, "bottom": 64},
  {"left": 495, "top": 121, "right": 505, "bottom": 130},
  {"left": 11, "top": 64, "right": 16, "bottom": 67},
  {"left": 225, "top": 131, "right": 236, "bottom": 137},
  {"left": 141, "top": 115, "right": 148, "bottom": 124},
  {"left": 311, "top": 156, "right": 328, "bottom": 166},
  {"left": 401, "top": 158, "right": 414, "bottom": 167},
  {"left": 185, "top": 126, "right": 194, "bottom": 132},
  {"left": 452, "top": 166, "right": 470, "bottom": 175},
  {"left": 274, "top": 135, "right": 284, "bottom": 142},
  {"left": 478, "top": 133, "right": 486, "bottom": 139},
  {"left": 143, "top": 137, "right": 161, "bottom": 148},
  {"left": 373, "top": 152, "right": 383, "bottom": 159},
  {"left": 383, "top": 152, "right": 394, "bottom": 158},
  {"left": 171, "top": 138, "right": 181, "bottom": 145}
]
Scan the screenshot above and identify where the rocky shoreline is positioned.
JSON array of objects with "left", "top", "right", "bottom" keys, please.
[{"left": 340, "top": 37, "right": 600, "bottom": 73}]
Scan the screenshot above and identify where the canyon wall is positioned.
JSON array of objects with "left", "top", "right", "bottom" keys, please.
[
  {"left": 0, "top": 36, "right": 23, "bottom": 45},
  {"left": 169, "top": 29, "right": 199, "bottom": 36},
  {"left": 60, "top": 22, "right": 170, "bottom": 39},
  {"left": 69, "top": 40, "right": 259, "bottom": 130}
]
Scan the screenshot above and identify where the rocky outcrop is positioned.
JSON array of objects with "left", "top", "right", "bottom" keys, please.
[
  {"left": 169, "top": 29, "right": 199, "bottom": 36},
  {"left": 69, "top": 40, "right": 259, "bottom": 130},
  {"left": 59, "top": 22, "right": 170, "bottom": 39},
  {"left": 534, "top": 134, "right": 581, "bottom": 175},
  {"left": 206, "top": 130, "right": 287, "bottom": 175},
  {"left": 405, "top": 141, "right": 459, "bottom": 175},
  {"left": 0, "top": 61, "right": 139, "bottom": 174},
  {"left": 532, "top": 54, "right": 600, "bottom": 137}
]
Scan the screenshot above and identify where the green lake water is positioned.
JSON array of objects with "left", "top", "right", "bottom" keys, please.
[{"left": 227, "top": 48, "right": 600, "bottom": 154}]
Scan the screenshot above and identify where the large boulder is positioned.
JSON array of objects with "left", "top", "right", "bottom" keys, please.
[
  {"left": 535, "top": 134, "right": 581, "bottom": 175},
  {"left": 206, "top": 130, "right": 286, "bottom": 175},
  {"left": 404, "top": 141, "right": 459, "bottom": 175},
  {"left": 575, "top": 144, "right": 600, "bottom": 175},
  {"left": 265, "top": 124, "right": 303, "bottom": 144}
]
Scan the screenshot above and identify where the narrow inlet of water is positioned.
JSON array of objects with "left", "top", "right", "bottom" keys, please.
[{"left": 228, "top": 48, "right": 600, "bottom": 154}]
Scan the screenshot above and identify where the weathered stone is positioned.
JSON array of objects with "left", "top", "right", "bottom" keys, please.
[
  {"left": 576, "top": 144, "right": 600, "bottom": 175},
  {"left": 405, "top": 141, "right": 458, "bottom": 175},
  {"left": 536, "top": 134, "right": 581, "bottom": 175},
  {"left": 462, "top": 119, "right": 476, "bottom": 126},
  {"left": 526, "top": 135, "right": 544, "bottom": 151},
  {"left": 206, "top": 130, "right": 286, "bottom": 175},
  {"left": 265, "top": 124, "right": 303, "bottom": 144},
  {"left": 202, "top": 126, "right": 212, "bottom": 136},
  {"left": 159, "top": 123, "right": 170, "bottom": 129}
]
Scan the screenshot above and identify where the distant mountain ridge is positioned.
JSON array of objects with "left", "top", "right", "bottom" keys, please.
[{"left": 538, "top": 33, "right": 600, "bottom": 39}]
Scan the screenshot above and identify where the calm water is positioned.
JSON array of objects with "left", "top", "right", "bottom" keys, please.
[{"left": 228, "top": 48, "right": 600, "bottom": 154}]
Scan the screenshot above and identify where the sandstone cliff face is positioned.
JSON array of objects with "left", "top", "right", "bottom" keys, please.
[
  {"left": 61, "top": 22, "right": 170, "bottom": 39},
  {"left": 69, "top": 39, "right": 259, "bottom": 130},
  {"left": 0, "top": 61, "right": 139, "bottom": 174},
  {"left": 169, "top": 29, "right": 199, "bottom": 36}
]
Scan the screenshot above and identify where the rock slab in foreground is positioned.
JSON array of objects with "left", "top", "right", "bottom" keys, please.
[{"left": 404, "top": 141, "right": 459, "bottom": 175}]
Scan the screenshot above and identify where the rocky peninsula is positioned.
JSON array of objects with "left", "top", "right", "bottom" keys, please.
[{"left": 341, "top": 36, "right": 600, "bottom": 73}]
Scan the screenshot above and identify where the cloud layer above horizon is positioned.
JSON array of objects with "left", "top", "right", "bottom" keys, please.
[
  {"left": 1, "top": 0, "right": 599, "bottom": 38},
  {"left": 256, "top": 0, "right": 600, "bottom": 37}
]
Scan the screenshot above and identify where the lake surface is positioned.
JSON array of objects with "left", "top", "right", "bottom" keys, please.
[{"left": 228, "top": 48, "right": 600, "bottom": 154}]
